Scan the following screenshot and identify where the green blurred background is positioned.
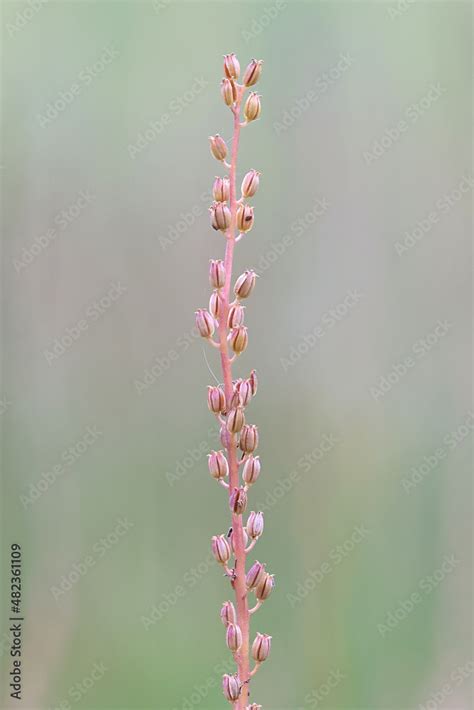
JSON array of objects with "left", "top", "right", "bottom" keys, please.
[{"left": 1, "top": 1, "right": 472, "bottom": 708}]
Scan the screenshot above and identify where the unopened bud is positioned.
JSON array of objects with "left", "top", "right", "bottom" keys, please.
[
  {"left": 227, "top": 303, "right": 245, "bottom": 329},
  {"left": 255, "top": 572, "right": 274, "bottom": 601},
  {"left": 220, "top": 600, "right": 237, "bottom": 626},
  {"left": 221, "top": 77, "right": 237, "bottom": 106},
  {"left": 209, "top": 259, "right": 226, "bottom": 289},
  {"left": 241, "top": 169, "right": 260, "bottom": 198},
  {"left": 230, "top": 326, "right": 248, "bottom": 354},
  {"left": 195, "top": 309, "right": 215, "bottom": 338},
  {"left": 222, "top": 674, "right": 241, "bottom": 703},
  {"left": 235, "top": 379, "right": 252, "bottom": 407},
  {"left": 212, "top": 176, "right": 230, "bottom": 203},
  {"left": 223, "top": 53, "right": 240, "bottom": 80},
  {"left": 210, "top": 202, "right": 231, "bottom": 232},
  {"left": 209, "top": 289, "right": 224, "bottom": 319},
  {"left": 251, "top": 632, "right": 272, "bottom": 662},
  {"left": 209, "top": 134, "right": 228, "bottom": 161},
  {"left": 229, "top": 486, "right": 247, "bottom": 515},
  {"left": 244, "top": 92, "right": 261, "bottom": 122},
  {"left": 211, "top": 534, "right": 231, "bottom": 564},
  {"left": 236, "top": 203, "right": 254, "bottom": 233},
  {"left": 247, "top": 511, "right": 264, "bottom": 538},
  {"left": 240, "top": 424, "right": 259, "bottom": 453},
  {"left": 226, "top": 622, "right": 243, "bottom": 652},
  {"left": 208, "top": 450, "right": 229, "bottom": 480},
  {"left": 246, "top": 560, "right": 266, "bottom": 589},
  {"left": 248, "top": 369, "right": 258, "bottom": 396},
  {"left": 220, "top": 424, "right": 230, "bottom": 449},
  {"left": 242, "top": 59, "right": 263, "bottom": 87},
  {"left": 207, "top": 386, "right": 226, "bottom": 414},
  {"left": 242, "top": 455, "right": 261, "bottom": 485},
  {"left": 234, "top": 270, "right": 256, "bottom": 299},
  {"left": 227, "top": 407, "right": 245, "bottom": 434}
]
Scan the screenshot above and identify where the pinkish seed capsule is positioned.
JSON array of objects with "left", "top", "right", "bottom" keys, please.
[
  {"left": 212, "top": 176, "right": 230, "bottom": 203},
  {"left": 248, "top": 369, "right": 258, "bottom": 396},
  {"left": 229, "top": 486, "right": 247, "bottom": 515},
  {"left": 236, "top": 203, "right": 254, "bottom": 233},
  {"left": 242, "top": 59, "right": 263, "bottom": 87},
  {"left": 220, "top": 424, "right": 230, "bottom": 449},
  {"left": 223, "top": 53, "right": 240, "bottom": 80},
  {"left": 227, "top": 303, "right": 245, "bottom": 329},
  {"left": 207, "top": 386, "right": 226, "bottom": 414},
  {"left": 208, "top": 450, "right": 229, "bottom": 480},
  {"left": 227, "top": 407, "right": 245, "bottom": 434},
  {"left": 210, "top": 202, "right": 231, "bottom": 232},
  {"left": 244, "top": 92, "right": 261, "bottom": 122},
  {"left": 240, "top": 424, "right": 259, "bottom": 453},
  {"left": 220, "top": 600, "right": 237, "bottom": 626},
  {"left": 209, "top": 259, "right": 226, "bottom": 290},
  {"left": 209, "top": 289, "right": 224, "bottom": 319},
  {"left": 242, "top": 455, "right": 261, "bottom": 485},
  {"left": 195, "top": 309, "right": 215, "bottom": 338},
  {"left": 234, "top": 270, "right": 256, "bottom": 299},
  {"left": 247, "top": 511, "right": 264, "bottom": 538},
  {"left": 222, "top": 674, "right": 241, "bottom": 702},
  {"left": 209, "top": 134, "right": 228, "bottom": 161},
  {"left": 235, "top": 379, "right": 252, "bottom": 407},
  {"left": 241, "top": 169, "right": 260, "bottom": 198},
  {"left": 246, "top": 560, "right": 266, "bottom": 589},
  {"left": 226, "top": 622, "right": 243, "bottom": 652},
  {"left": 251, "top": 632, "right": 272, "bottom": 662},
  {"left": 230, "top": 326, "right": 248, "bottom": 355},
  {"left": 255, "top": 572, "right": 274, "bottom": 601},
  {"left": 221, "top": 77, "right": 237, "bottom": 107},
  {"left": 211, "top": 534, "right": 231, "bottom": 564}
]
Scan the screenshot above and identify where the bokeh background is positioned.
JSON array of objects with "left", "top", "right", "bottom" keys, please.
[{"left": 1, "top": 1, "right": 472, "bottom": 708}]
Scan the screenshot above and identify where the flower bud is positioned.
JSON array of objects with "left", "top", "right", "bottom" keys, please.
[
  {"left": 212, "top": 176, "right": 230, "bottom": 203},
  {"left": 210, "top": 202, "right": 231, "bottom": 232},
  {"left": 251, "top": 632, "right": 272, "bottom": 662},
  {"left": 195, "top": 309, "right": 215, "bottom": 338},
  {"left": 242, "top": 455, "right": 261, "bottom": 485},
  {"left": 208, "top": 450, "right": 229, "bottom": 480},
  {"left": 221, "top": 77, "right": 237, "bottom": 107},
  {"left": 227, "top": 386, "right": 241, "bottom": 411},
  {"left": 241, "top": 169, "right": 260, "bottom": 198},
  {"left": 227, "top": 407, "right": 245, "bottom": 434},
  {"left": 207, "top": 386, "right": 226, "bottom": 414},
  {"left": 209, "top": 134, "right": 227, "bottom": 161},
  {"left": 209, "top": 259, "right": 226, "bottom": 289},
  {"left": 222, "top": 674, "right": 241, "bottom": 703},
  {"left": 226, "top": 622, "right": 243, "bottom": 652},
  {"left": 255, "top": 572, "right": 274, "bottom": 601},
  {"left": 220, "top": 424, "right": 230, "bottom": 449},
  {"left": 234, "top": 270, "right": 256, "bottom": 299},
  {"left": 246, "top": 560, "right": 266, "bottom": 589},
  {"left": 247, "top": 511, "right": 264, "bottom": 538},
  {"left": 240, "top": 424, "right": 259, "bottom": 453},
  {"left": 236, "top": 203, "right": 254, "bottom": 233},
  {"left": 248, "top": 369, "right": 258, "bottom": 396},
  {"left": 209, "top": 289, "right": 224, "bottom": 319},
  {"left": 230, "top": 526, "right": 248, "bottom": 553},
  {"left": 244, "top": 92, "right": 261, "bottom": 122},
  {"left": 230, "top": 326, "right": 248, "bottom": 355},
  {"left": 242, "top": 59, "right": 263, "bottom": 87},
  {"left": 211, "top": 534, "right": 231, "bottom": 564},
  {"left": 229, "top": 486, "right": 247, "bottom": 515},
  {"left": 220, "top": 600, "right": 237, "bottom": 626},
  {"left": 227, "top": 303, "right": 245, "bottom": 329},
  {"left": 223, "top": 53, "right": 240, "bottom": 80},
  {"left": 235, "top": 379, "right": 252, "bottom": 407}
]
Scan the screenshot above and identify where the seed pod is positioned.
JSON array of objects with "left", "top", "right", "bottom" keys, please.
[
  {"left": 244, "top": 92, "right": 261, "bottom": 122},
  {"left": 235, "top": 379, "right": 252, "bottom": 407},
  {"left": 248, "top": 369, "right": 258, "bottom": 396},
  {"left": 227, "top": 303, "right": 245, "bottom": 329},
  {"left": 242, "top": 59, "right": 263, "bottom": 87},
  {"left": 222, "top": 674, "right": 241, "bottom": 703},
  {"left": 209, "top": 134, "right": 228, "bottom": 161},
  {"left": 242, "top": 455, "right": 261, "bottom": 485},
  {"left": 247, "top": 511, "right": 264, "bottom": 539},
  {"left": 226, "top": 622, "right": 243, "bottom": 652},
  {"left": 223, "top": 53, "right": 240, "bottom": 79},
  {"left": 220, "top": 600, "right": 237, "bottom": 626},
  {"left": 251, "top": 632, "right": 272, "bottom": 662},
  {"left": 221, "top": 77, "right": 237, "bottom": 107},
  {"left": 212, "top": 176, "right": 230, "bottom": 203},
  {"left": 240, "top": 424, "right": 259, "bottom": 453},
  {"left": 229, "top": 486, "right": 247, "bottom": 515},
  {"left": 207, "top": 386, "right": 226, "bottom": 414},
  {"left": 211, "top": 534, "right": 231, "bottom": 564},
  {"left": 195, "top": 309, "right": 215, "bottom": 338},
  {"left": 246, "top": 560, "right": 266, "bottom": 589},
  {"left": 230, "top": 326, "right": 248, "bottom": 355},
  {"left": 209, "top": 289, "right": 224, "bottom": 319},
  {"left": 209, "top": 259, "right": 226, "bottom": 289},
  {"left": 220, "top": 424, "right": 229, "bottom": 449},
  {"left": 255, "top": 572, "right": 274, "bottom": 601},
  {"left": 236, "top": 203, "right": 254, "bottom": 233},
  {"left": 227, "top": 407, "right": 245, "bottom": 434},
  {"left": 208, "top": 450, "right": 229, "bottom": 480},
  {"left": 229, "top": 526, "right": 248, "bottom": 553},
  {"left": 227, "top": 386, "right": 242, "bottom": 411},
  {"left": 234, "top": 270, "right": 256, "bottom": 299},
  {"left": 210, "top": 202, "right": 231, "bottom": 232},
  {"left": 241, "top": 169, "right": 260, "bottom": 198}
]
